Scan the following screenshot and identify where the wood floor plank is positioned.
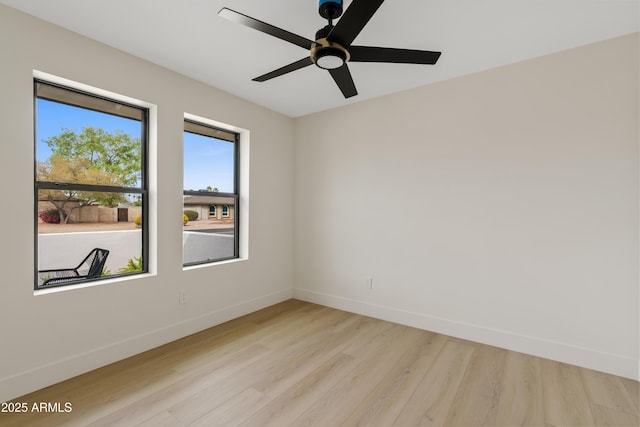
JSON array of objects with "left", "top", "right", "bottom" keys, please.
[
  {"left": 240, "top": 298, "right": 311, "bottom": 324},
  {"left": 590, "top": 403, "right": 640, "bottom": 427},
  {"left": 187, "top": 387, "right": 270, "bottom": 427},
  {"left": 340, "top": 332, "right": 448, "bottom": 426},
  {"left": 238, "top": 351, "right": 360, "bottom": 426},
  {"left": 69, "top": 337, "right": 269, "bottom": 425},
  {"left": 170, "top": 308, "right": 365, "bottom": 425},
  {"left": 137, "top": 411, "right": 185, "bottom": 427},
  {"left": 289, "top": 324, "right": 429, "bottom": 426},
  {"left": 170, "top": 303, "right": 329, "bottom": 374},
  {"left": 339, "top": 316, "right": 397, "bottom": 356},
  {"left": 494, "top": 351, "right": 545, "bottom": 426},
  {"left": 620, "top": 377, "right": 640, "bottom": 413},
  {"left": 164, "top": 344, "right": 272, "bottom": 425},
  {"left": 443, "top": 343, "right": 507, "bottom": 426},
  {"left": 255, "top": 305, "right": 343, "bottom": 350},
  {"left": 392, "top": 339, "right": 475, "bottom": 426},
  {"left": 540, "top": 359, "right": 595, "bottom": 426},
  {"left": 0, "top": 366, "right": 187, "bottom": 427},
  {"left": 250, "top": 313, "right": 365, "bottom": 398},
  {"left": 253, "top": 316, "right": 372, "bottom": 397},
  {"left": 580, "top": 367, "right": 638, "bottom": 415},
  {"left": 84, "top": 343, "right": 272, "bottom": 426},
  {"left": 61, "top": 303, "right": 296, "bottom": 418},
  {"left": 3, "top": 300, "right": 632, "bottom": 427}
]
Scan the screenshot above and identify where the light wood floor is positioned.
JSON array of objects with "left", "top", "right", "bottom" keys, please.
[{"left": 2, "top": 299, "right": 638, "bottom": 427}]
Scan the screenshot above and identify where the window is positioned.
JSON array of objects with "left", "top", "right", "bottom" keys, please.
[
  {"left": 183, "top": 119, "right": 238, "bottom": 266},
  {"left": 34, "top": 80, "right": 148, "bottom": 289}
]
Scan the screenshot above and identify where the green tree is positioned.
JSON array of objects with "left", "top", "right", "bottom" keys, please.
[
  {"left": 37, "top": 156, "right": 125, "bottom": 223},
  {"left": 38, "top": 127, "right": 140, "bottom": 223},
  {"left": 44, "top": 127, "right": 141, "bottom": 186}
]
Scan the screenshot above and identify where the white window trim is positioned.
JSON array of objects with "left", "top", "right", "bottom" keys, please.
[{"left": 33, "top": 70, "right": 158, "bottom": 284}]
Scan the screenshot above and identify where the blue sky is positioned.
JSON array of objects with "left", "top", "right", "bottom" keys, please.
[
  {"left": 183, "top": 132, "right": 234, "bottom": 193},
  {"left": 36, "top": 99, "right": 234, "bottom": 192},
  {"left": 36, "top": 99, "right": 141, "bottom": 161}
]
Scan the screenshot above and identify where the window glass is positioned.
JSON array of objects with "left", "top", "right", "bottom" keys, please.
[
  {"left": 35, "top": 81, "right": 148, "bottom": 289},
  {"left": 183, "top": 120, "right": 238, "bottom": 266}
]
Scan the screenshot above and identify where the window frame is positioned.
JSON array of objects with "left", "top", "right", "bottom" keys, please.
[
  {"left": 33, "top": 79, "right": 149, "bottom": 290},
  {"left": 183, "top": 119, "right": 239, "bottom": 266}
]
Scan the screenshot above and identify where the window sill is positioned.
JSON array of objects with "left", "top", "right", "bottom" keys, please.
[
  {"left": 182, "top": 257, "right": 246, "bottom": 272},
  {"left": 33, "top": 272, "right": 156, "bottom": 296}
]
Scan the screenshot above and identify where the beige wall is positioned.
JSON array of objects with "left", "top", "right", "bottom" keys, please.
[
  {"left": 127, "top": 206, "right": 142, "bottom": 222},
  {"left": 294, "top": 33, "right": 639, "bottom": 380},
  {"left": 0, "top": 5, "right": 294, "bottom": 401}
]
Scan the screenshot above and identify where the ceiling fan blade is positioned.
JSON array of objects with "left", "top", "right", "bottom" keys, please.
[
  {"left": 252, "top": 57, "right": 314, "bottom": 82},
  {"left": 327, "top": 0, "right": 385, "bottom": 47},
  {"left": 329, "top": 65, "right": 358, "bottom": 98},
  {"left": 218, "top": 8, "right": 313, "bottom": 50},
  {"left": 350, "top": 46, "right": 441, "bottom": 64}
]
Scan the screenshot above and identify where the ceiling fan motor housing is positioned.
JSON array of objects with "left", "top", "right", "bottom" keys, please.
[
  {"left": 319, "top": 0, "right": 343, "bottom": 19},
  {"left": 311, "top": 25, "right": 350, "bottom": 69}
]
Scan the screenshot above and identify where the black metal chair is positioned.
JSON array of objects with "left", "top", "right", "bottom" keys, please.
[{"left": 38, "top": 248, "right": 109, "bottom": 288}]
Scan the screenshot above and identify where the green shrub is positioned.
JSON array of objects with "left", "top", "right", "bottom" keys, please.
[
  {"left": 184, "top": 210, "right": 199, "bottom": 221},
  {"left": 183, "top": 214, "right": 189, "bottom": 225},
  {"left": 134, "top": 215, "right": 142, "bottom": 227},
  {"left": 119, "top": 256, "right": 143, "bottom": 273}
]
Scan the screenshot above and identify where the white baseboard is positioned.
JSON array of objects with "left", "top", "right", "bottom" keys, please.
[
  {"left": 0, "top": 288, "right": 293, "bottom": 402},
  {"left": 293, "top": 288, "right": 639, "bottom": 381}
]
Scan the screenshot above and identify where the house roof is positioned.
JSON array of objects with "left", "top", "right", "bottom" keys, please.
[{"left": 183, "top": 195, "right": 234, "bottom": 206}]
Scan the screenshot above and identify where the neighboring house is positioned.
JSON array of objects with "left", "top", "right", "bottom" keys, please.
[{"left": 183, "top": 195, "right": 235, "bottom": 221}]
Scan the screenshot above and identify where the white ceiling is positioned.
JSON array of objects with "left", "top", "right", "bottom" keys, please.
[{"left": 2, "top": 0, "right": 638, "bottom": 117}]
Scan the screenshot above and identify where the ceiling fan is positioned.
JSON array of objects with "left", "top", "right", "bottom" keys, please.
[{"left": 218, "top": 0, "right": 441, "bottom": 98}]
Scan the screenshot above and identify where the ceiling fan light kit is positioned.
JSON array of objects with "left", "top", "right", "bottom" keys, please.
[
  {"left": 313, "top": 47, "right": 347, "bottom": 70},
  {"left": 311, "top": 29, "right": 350, "bottom": 70},
  {"left": 218, "top": 0, "right": 441, "bottom": 98}
]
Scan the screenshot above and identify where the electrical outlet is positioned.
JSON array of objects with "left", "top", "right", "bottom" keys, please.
[
  {"left": 179, "top": 290, "right": 187, "bottom": 304},
  {"left": 366, "top": 277, "right": 373, "bottom": 290}
]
